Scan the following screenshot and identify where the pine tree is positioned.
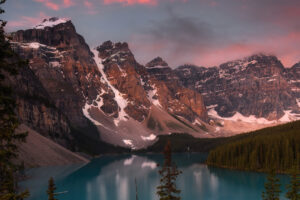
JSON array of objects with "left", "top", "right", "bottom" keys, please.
[
  {"left": 0, "top": 0, "right": 29, "bottom": 199},
  {"left": 157, "top": 141, "right": 182, "bottom": 200},
  {"left": 285, "top": 169, "right": 300, "bottom": 200},
  {"left": 47, "top": 177, "right": 57, "bottom": 200},
  {"left": 262, "top": 170, "right": 281, "bottom": 200}
]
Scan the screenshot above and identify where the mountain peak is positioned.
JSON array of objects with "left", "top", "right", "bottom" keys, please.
[
  {"left": 219, "top": 53, "right": 283, "bottom": 70},
  {"left": 34, "top": 17, "right": 71, "bottom": 29},
  {"left": 146, "top": 57, "right": 169, "bottom": 68},
  {"left": 96, "top": 41, "right": 134, "bottom": 62},
  {"left": 97, "top": 41, "right": 130, "bottom": 52},
  {"left": 247, "top": 53, "right": 278, "bottom": 61},
  {"left": 291, "top": 62, "right": 300, "bottom": 69}
]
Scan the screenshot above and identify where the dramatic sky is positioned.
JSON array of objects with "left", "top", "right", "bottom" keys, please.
[{"left": 3, "top": 0, "right": 300, "bottom": 67}]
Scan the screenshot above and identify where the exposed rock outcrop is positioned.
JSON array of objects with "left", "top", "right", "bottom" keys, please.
[{"left": 175, "top": 54, "right": 300, "bottom": 120}]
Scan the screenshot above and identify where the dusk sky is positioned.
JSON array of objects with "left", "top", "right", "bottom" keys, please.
[{"left": 3, "top": 0, "right": 300, "bottom": 67}]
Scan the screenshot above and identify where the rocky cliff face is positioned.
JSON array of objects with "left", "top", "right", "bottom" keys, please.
[
  {"left": 285, "top": 62, "right": 300, "bottom": 102},
  {"left": 145, "top": 57, "right": 207, "bottom": 122},
  {"left": 3, "top": 55, "right": 72, "bottom": 148},
  {"left": 175, "top": 54, "right": 300, "bottom": 121},
  {"left": 11, "top": 18, "right": 102, "bottom": 128},
  {"left": 10, "top": 18, "right": 209, "bottom": 150}
]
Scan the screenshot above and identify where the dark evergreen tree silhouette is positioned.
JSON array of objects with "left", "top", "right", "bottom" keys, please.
[
  {"left": 157, "top": 141, "right": 182, "bottom": 200},
  {"left": 0, "top": 0, "right": 29, "bottom": 199},
  {"left": 207, "top": 120, "right": 300, "bottom": 173},
  {"left": 285, "top": 168, "right": 300, "bottom": 200},
  {"left": 262, "top": 170, "right": 281, "bottom": 200}
]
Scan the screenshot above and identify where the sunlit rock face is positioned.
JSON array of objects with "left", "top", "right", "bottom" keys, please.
[
  {"left": 175, "top": 54, "right": 300, "bottom": 120},
  {"left": 90, "top": 41, "right": 209, "bottom": 148},
  {"left": 145, "top": 57, "right": 208, "bottom": 122},
  {"left": 97, "top": 41, "right": 208, "bottom": 123},
  {"left": 96, "top": 41, "right": 151, "bottom": 122}
]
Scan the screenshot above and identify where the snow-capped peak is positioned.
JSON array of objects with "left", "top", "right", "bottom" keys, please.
[{"left": 34, "top": 17, "right": 70, "bottom": 29}]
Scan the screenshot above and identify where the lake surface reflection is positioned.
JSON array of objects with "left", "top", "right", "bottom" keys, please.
[{"left": 21, "top": 153, "right": 289, "bottom": 200}]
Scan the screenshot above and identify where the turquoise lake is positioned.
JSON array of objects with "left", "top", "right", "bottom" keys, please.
[{"left": 21, "top": 153, "right": 290, "bottom": 200}]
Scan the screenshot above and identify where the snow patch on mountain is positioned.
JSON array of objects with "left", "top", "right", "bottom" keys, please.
[
  {"left": 267, "top": 78, "right": 277, "bottom": 82},
  {"left": 141, "top": 134, "right": 156, "bottom": 141},
  {"left": 92, "top": 49, "right": 129, "bottom": 126},
  {"left": 193, "top": 119, "right": 202, "bottom": 125},
  {"left": 289, "top": 80, "right": 300, "bottom": 83},
  {"left": 206, "top": 104, "right": 218, "bottom": 109},
  {"left": 297, "top": 99, "right": 300, "bottom": 108},
  {"left": 243, "top": 60, "right": 258, "bottom": 67},
  {"left": 82, "top": 101, "right": 103, "bottom": 127},
  {"left": 279, "top": 110, "right": 300, "bottom": 122},
  {"left": 49, "top": 61, "right": 61, "bottom": 68},
  {"left": 12, "top": 41, "right": 44, "bottom": 49},
  {"left": 147, "top": 85, "right": 162, "bottom": 107},
  {"left": 28, "top": 42, "right": 41, "bottom": 49},
  {"left": 82, "top": 92, "right": 116, "bottom": 132},
  {"left": 34, "top": 17, "right": 70, "bottom": 29},
  {"left": 147, "top": 65, "right": 169, "bottom": 69},
  {"left": 208, "top": 108, "right": 275, "bottom": 124},
  {"left": 208, "top": 108, "right": 300, "bottom": 124},
  {"left": 123, "top": 139, "right": 135, "bottom": 149}
]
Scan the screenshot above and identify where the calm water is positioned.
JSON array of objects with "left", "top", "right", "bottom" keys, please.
[{"left": 20, "top": 153, "right": 290, "bottom": 200}]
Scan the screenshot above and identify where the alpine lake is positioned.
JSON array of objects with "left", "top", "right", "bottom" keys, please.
[{"left": 20, "top": 153, "right": 290, "bottom": 200}]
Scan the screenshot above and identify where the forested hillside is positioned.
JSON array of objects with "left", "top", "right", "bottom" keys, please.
[
  {"left": 140, "top": 133, "right": 226, "bottom": 153},
  {"left": 206, "top": 120, "right": 300, "bottom": 173}
]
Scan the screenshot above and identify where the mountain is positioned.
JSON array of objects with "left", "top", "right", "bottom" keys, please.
[
  {"left": 9, "top": 17, "right": 209, "bottom": 151},
  {"left": 8, "top": 17, "right": 300, "bottom": 153},
  {"left": 174, "top": 54, "right": 300, "bottom": 131},
  {"left": 85, "top": 41, "right": 210, "bottom": 148}
]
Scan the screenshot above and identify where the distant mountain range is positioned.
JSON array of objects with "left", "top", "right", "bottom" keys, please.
[{"left": 7, "top": 17, "right": 300, "bottom": 154}]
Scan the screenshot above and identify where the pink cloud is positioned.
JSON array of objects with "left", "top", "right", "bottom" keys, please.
[
  {"left": 34, "top": 0, "right": 60, "bottom": 10},
  {"left": 192, "top": 43, "right": 261, "bottom": 67},
  {"left": 34, "top": 0, "right": 75, "bottom": 10},
  {"left": 63, "top": 0, "right": 74, "bottom": 7},
  {"left": 83, "top": 0, "right": 99, "bottom": 14},
  {"left": 192, "top": 31, "right": 300, "bottom": 68},
  {"left": 103, "top": 0, "right": 187, "bottom": 6},
  {"left": 103, "top": 0, "right": 158, "bottom": 6},
  {"left": 84, "top": 0, "right": 93, "bottom": 8},
  {"left": 130, "top": 29, "right": 300, "bottom": 68},
  {"left": 6, "top": 12, "right": 50, "bottom": 30}
]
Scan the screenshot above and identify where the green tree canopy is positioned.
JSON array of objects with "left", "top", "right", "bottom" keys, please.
[{"left": 0, "top": 0, "right": 29, "bottom": 199}]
